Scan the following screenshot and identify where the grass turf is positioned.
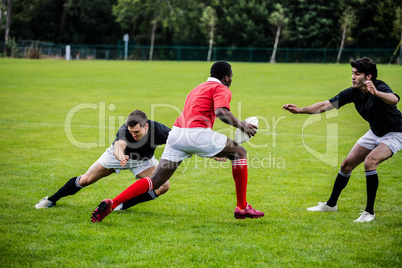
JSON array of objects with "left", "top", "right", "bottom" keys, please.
[{"left": 0, "top": 59, "right": 401, "bottom": 267}]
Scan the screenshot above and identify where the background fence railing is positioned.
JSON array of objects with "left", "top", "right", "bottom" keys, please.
[{"left": 2, "top": 42, "right": 400, "bottom": 64}]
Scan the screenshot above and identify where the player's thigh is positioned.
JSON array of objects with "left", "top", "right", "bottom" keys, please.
[
  {"left": 364, "top": 143, "right": 393, "bottom": 169},
  {"left": 137, "top": 166, "right": 156, "bottom": 178},
  {"left": 341, "top": 143, "right": 371, "bottom": 171},
  {"left": 81, "top": 162, "right": 114, "bottom": 185}
]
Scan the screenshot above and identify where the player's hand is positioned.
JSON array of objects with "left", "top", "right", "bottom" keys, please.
[
  {"left": 119, "top": 155, "right": 129, "bottom": 167},
  {"left": 282, "top": 104, "right": 301, "bottom": 114},
  {"left": 211, "top": 157, "right": 227, "bottom": 162},
  {"left": 242, "top": 121, "right": 258, "bottom": 138},
  {"left": 365, "top": 79, "right": 378, "bottom": 96}
]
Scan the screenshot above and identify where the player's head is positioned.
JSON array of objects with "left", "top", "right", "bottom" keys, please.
[
  {"left": 126, "top": 110, "right": 149, "bottom": 141},
  {"left": 350, "top": 57, "right": 377, "bottom": 81},
  {"left": 211, "top": 60, "right": 233, "bottom": 87}
]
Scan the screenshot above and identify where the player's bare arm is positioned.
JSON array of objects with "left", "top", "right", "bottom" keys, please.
[
  {"left": 282, "top": 100, "right": 335, "bottom": 114},
  {"left": 113, "top": 140, "right": 129, "bottom": 167},
  {"left": 364, "top": 80, "right": 399, "bottom": 106},
  {"left": 215, "top": 107, "right": 257, "bottom": 137}
]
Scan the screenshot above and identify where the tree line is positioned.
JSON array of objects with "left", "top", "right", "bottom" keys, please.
[{"left": 1, "top": 0, "right": 401, "bottom": 54}]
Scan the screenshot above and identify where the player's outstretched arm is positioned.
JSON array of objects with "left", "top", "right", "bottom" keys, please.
[
  {"left": 113, "top": 140, "right": 129, "bottom": 167},
  {"left": 282, "top": 100, "right": 334, "bottom": 114},
  {"left": 215, "top": 107, "right": 257, "bottom": 138}
]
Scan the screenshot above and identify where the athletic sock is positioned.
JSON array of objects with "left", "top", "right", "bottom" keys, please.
[
  {"left": 122, "top": 190, "right": 158, "bottom": 210},
  {"left": 48, "top": 176, "right": 84, "bottom": 203},
  {"left": 365, "top": 170, "right": 378, "bottom": 215},
  {"left": 232, "top": 158, "right": 248, "bottom": 210},
  {"left": 112, "top": 177, "right": 153, "bottom": 210},
  {"left": 327, "top": 171, "right": 351, "bottom": 207}
]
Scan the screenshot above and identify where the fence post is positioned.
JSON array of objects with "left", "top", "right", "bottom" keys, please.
[
  {"left": 123, "top": 34, "right": 129, "bottom": 60},
  {"left": 65, "top": 45, "right": 71, "bottom": 61}
]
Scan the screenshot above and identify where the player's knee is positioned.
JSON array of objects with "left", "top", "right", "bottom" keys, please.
[
  {"left": 78, "top": 175, "right": 90, "bottom": 187},
  {"left": 235, "top": 145, "right": 247, "bottom": 159},
  {"left": 79, "top": 174, "right": 97, "bottom": 187},
  {"left": 340, "top": 159, "right": 354, "bottom": 174},
  {"left": 364, "top": 155, "right": 378, "bottom": 171}
]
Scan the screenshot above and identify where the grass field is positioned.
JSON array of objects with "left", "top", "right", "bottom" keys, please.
[{"left": 0, "top": 58, "right": 401, "bottom": 267}]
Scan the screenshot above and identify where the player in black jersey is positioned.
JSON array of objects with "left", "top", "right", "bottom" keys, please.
[
  {"left": 283, "top": 57, "right": 402, "bottom": 222},
  {"left": 35, "top": 109, "right": 171, "bottom": 211}
]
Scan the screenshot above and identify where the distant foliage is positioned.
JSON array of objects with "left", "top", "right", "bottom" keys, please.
[{"left": 1, "top": 0, "right": 400, "bottom": 49}]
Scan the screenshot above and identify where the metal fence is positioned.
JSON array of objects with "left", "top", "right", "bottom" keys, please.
[{"left": 2, "top": 42, "right": 400, "bottom": 64}]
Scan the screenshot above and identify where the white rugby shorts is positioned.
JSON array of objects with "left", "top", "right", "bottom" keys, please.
[
  {"left": 357, "top": 129, "right": 402, "bottom": 154},
  {"left": 161, "top": 126, "right": 228, "bottom": 162},
  {"left": 97, "top": 146, "right": 159, "bottom": 175}
]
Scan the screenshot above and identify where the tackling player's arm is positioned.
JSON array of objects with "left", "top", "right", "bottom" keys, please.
[
  {"left": 113, "top": 140, "right": 129, "bottom": 167},
  {"left": 282, "top": 100, "right": 335, "bottom": 114},
  {"left": 215, "top": 107, "right": 257, "bottom": 138},
  {"left": 364, "top": 80, "right": 399, "bottom": 106}
]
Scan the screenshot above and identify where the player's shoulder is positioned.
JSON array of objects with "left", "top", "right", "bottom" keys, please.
[
  {"left": 148, "top": 120, "right": 171, "bottom": 131},
  {"left": 336, "top": 86, "right": 354, "bottom": 97},
  {"left": 147, "top": 120, "right": 157, "bottom": 129},
  {"left": 199, "top": 80, "right": 226, "bottom": 89},
  {"left": 213, "top": 83, "right": 231, "bottom": 94},
  {"left": 375, "top": 80, "right": 392, "bottom": 92},
  {"left": 119, "top": 122, "right": 128, "bottom": 131}
]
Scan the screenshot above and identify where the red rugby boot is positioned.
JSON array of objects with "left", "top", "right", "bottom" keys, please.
[
  {"left": 91, "top": 199, "right": 113, "bottom": 223},
  {"left": 234, "top": 204, "right": 264, "bottom": 219}
]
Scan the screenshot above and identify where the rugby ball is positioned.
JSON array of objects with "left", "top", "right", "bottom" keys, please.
[{"left": 234, "top": 116, "right": 259, "bottom": 144}]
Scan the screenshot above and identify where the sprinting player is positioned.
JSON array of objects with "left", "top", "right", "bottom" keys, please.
[
  {"left": 91, "top": 60, "right": 264, "bottom": 222},
  {"left": 283, "top": 57, "right": 402, "bottom": 222},
  {"left": 35, "top": 109, "right": 171, "bottom": 211}
]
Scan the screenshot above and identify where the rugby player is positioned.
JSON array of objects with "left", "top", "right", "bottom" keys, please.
[
  {"left": 35, "top": 110, "right": 171, "bottom": 211},
  {"left": 283, "top": 57, "right": 402, "bottom": 222},
  {"left": 91, "top": 61, "right": 265, "bottom": 222}
]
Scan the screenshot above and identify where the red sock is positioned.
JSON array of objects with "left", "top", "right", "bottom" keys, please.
[
  {"left": 232, "top": 158, "right": 248, "bottom": 210},
  {"left": 112, "top": 177, "right": 153, "bottom": 210}
]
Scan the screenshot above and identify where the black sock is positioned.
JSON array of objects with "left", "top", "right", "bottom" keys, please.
[
  {"left": 48, "top": 176, "right": 84, "bottom": 203},
  {"left": 327, "top": 171, "right": 351, "bottom": 207},
  {"left": 365, "top": 170, "right": 378, "bottom": 215},
  {"left": 122, "top": 190, "right": 158, "bottom": 210}
]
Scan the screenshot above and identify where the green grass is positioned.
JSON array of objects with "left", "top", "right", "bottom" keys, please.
[{"left": 0, "top": 59, "right": 401, "bottom": 267}]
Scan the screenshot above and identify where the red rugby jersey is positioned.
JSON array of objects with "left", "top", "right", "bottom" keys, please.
[{"left": 174, "top": 78, "right": 232, "bottom": 128}]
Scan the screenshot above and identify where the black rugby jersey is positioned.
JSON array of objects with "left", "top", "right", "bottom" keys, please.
[
  {"left": 329, "top": 80, "right": 402, "bottom": 137},
  {"left": 113, "top": 120, "right": 171, "bottom": 160}
]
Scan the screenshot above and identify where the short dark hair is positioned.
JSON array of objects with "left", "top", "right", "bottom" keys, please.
[
  {"left": 210, "top": 60, "right": 232, "bottom": 80},
  {"left": 126, "top": 109, "right": 148, "bottom": 127},
  {"left": 350, "top": 57, "right": 377, "bottom": 81}
]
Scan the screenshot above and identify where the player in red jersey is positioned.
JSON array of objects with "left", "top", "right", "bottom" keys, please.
[{"left": 91, "top": 60, "right": 264, "bottom": 222}]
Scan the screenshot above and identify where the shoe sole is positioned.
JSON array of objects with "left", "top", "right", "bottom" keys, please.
[
  {"left": 91, "top": 200, "right": 112, "bottom": 223},
  {"left": 35, "top": 202, "right": 55, "bottom": 209},
  {"left": 35, "top": 205, "right": 54, "bottom": 209},
  {"left": 307, "top": 209, "right": 337, "bottom": 212},
  {"left": 354, "top": 217, "right": 375, "bottom": 223},
  {"left": 235, "top": 214, "right": 264, "bottom": 219}
]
